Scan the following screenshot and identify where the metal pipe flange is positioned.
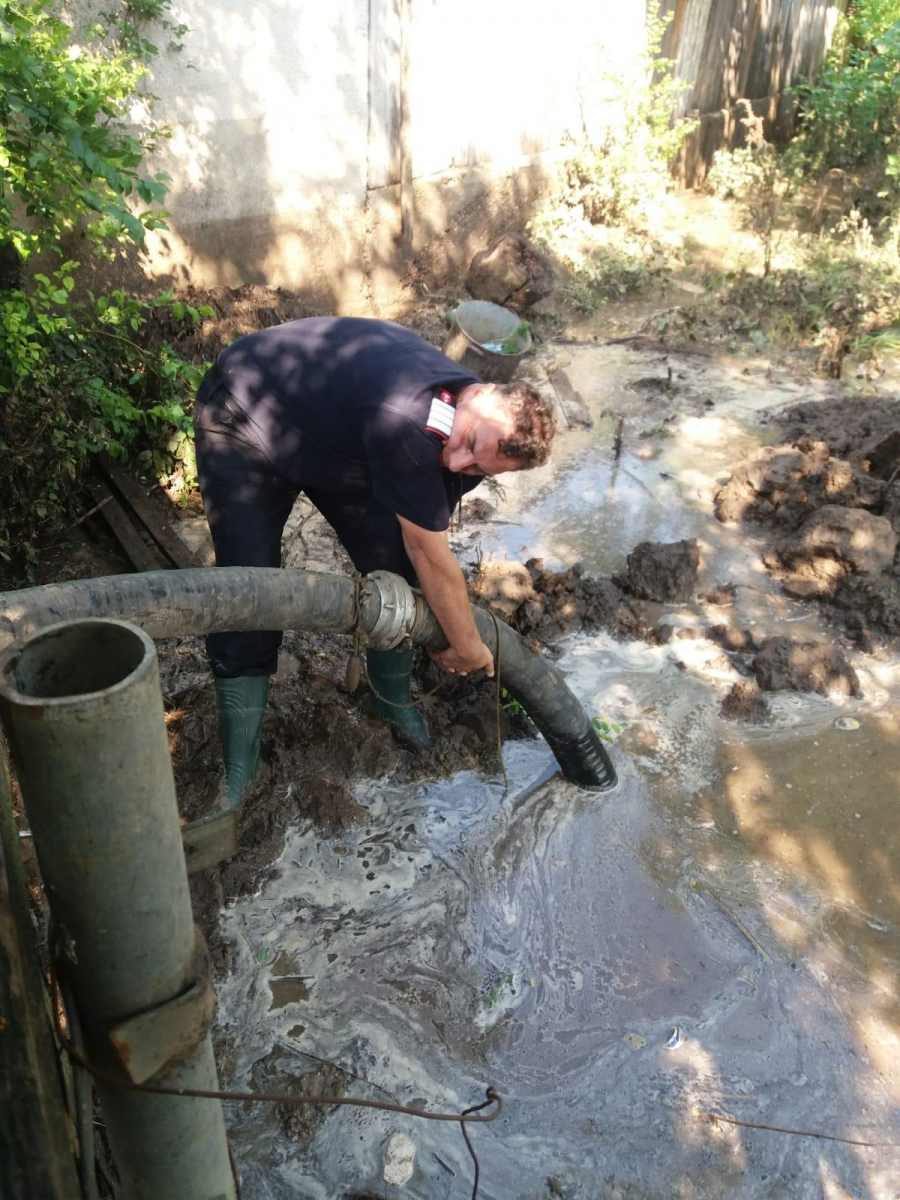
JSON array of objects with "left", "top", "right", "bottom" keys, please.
[{"left": 362, "top": 571, "right": 418, "bottom": 649}]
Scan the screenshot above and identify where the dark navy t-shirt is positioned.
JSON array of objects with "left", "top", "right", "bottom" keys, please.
[{"left": 214, "top": 317, "right": 484, "bottom": 531}]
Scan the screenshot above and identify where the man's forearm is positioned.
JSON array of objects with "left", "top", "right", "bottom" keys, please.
[{"left": 403, "top": 535, "right": 481, "bottom": 653}]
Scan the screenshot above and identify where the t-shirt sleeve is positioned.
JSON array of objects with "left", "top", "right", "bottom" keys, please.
[{"left": 362, "top": 405, "right": 452, "bottom": 531}]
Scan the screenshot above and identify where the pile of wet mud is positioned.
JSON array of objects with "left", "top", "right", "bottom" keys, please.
[
  {"left": 467, "top": 547, "right": 866, "bottom": 721},
  {"left": 143, "top": 283, "right": 457, "bottom": 367},
  {"left": 715, "top": 396, "right": 900, "bottom": 643},
  {"left": 470, "top": 557, "right": 654, "bottom": 646},
  {"left": 468, "top": 542, "right": 704, "bottom": 648}
]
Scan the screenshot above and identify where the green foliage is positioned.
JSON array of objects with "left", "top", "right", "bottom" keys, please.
[
  {"left": 592, "top": 716, "right": 624, "bottom": 744},
  {"left": 845, "top": 0, "right": 900, "bottom": 44},
  {"left": 0, "top": 0, "right": 203, "bottom": 574},
  {"left": 499, "top": 321, "right": 531, "bottom": 355},
  {"left": 794, "top": 5, "right": 900, "bottom": 172},
  {"left": 499, "top": 687, "right": 524, "bottom": 716},
  {"left": 708, "top": 131, "right": 803, "bottom": 277},
  {"left": 0, "top": 271, "right": 211, "bottom": 566},
  {"left": 477, "top": 973, "right": 515, "bottom": 1013},
  {"left": 718, "top": 221, "right": 900, "bottom": 373},
  {"left": 566, "top": 13, "right": 696, "bottom": 228},
  {"left": 0, "top": 0, "right": 174, "bottom": 259},
  {"left": 557, "top": 247, "right": 660, "bottom": 312}
]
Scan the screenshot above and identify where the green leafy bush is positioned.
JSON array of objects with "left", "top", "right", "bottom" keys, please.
[
  {"left": 707, "top": 107, "right": 804, "bottom": 277},
  {"left": 565, "top": 14, "right": 696, "bottom": 228},
  {"left": 794, "top": 6, "right": 900, "bottom": 172},
  {"left": 0, "top": 0, "right": 203, "bottom": 574}
]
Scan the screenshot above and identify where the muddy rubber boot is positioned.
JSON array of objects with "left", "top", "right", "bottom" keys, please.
[
  {"left": 214, "top": 675, "right": 270, "bottom": 807},
  {"left": 366, "top": 647, "right": 433, "bottom": 751}
]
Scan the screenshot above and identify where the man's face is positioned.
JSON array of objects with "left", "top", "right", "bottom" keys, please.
[
  {"left": 441, "top": 425, "right": 521, "bottom": 476},
  {"left": 440, "top": 393, "right": 522, "bottom": 477}
]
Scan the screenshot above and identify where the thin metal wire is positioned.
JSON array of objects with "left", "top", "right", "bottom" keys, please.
[
  {"left": 698, "top": 1109, "right": 900, "bottom": 1149},
  {"left": 487, "top": 609, "right": 509, "bottom": 792},
  {"left": 227, "top": 1141, "right": 245, "bottom": 1200}
]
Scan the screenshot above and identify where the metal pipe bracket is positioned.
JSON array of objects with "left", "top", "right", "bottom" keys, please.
[{"left": 108, "top": 930, "right": 216, "bottom": 1084}]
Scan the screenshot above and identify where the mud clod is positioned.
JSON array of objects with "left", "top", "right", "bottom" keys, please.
[
  {"left": 764, "top": 506, "right": 898, "bottom": 598},
  {"left": 768, "top": 397, "right": 900, "bottom": 461},
  {"left": 714, "top": 443, "right": 883, "bottom": 529},
  {"left": 303, "top": 776, "right": 368, "bottom": 833},
  {"left": 471, "top": 558, "right": 653, "bottom": 643},
  {"left": 620, "top": 539, "right": 700, "bottom": 604},
  {"left": 753, "top": 637, "right": 860, "bottom": 698},
  {"left": 721, "top": 681, "right": 771, "bottom": 723},
  {"left": 708, "top": 624, "right": 760, "bottom": 654},
  {"left": 863, "top": 429, "right": 900, "bottom": 480},
  {"left": 656, "top": 624, "right": 706, "bottom": 643},
  {"left": 463, "top": 496, "right": 497, "bottom": 521},
  {"left": 465, "top": 233, "right": 555, "bottom": 312},
  {"left": 833, "top": 574, "right": 900, "bottom": 641},
  {"left": 700, "top": 584, "right": 737, "bottom": 607},
  {"left": 716, "top": 410, "right": 900, "bottom": 639},
  {"left": 145, "top": 283, "right": 309, "bottom": 361}
]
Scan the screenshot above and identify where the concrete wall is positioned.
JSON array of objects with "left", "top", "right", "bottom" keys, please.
[
  {"left": 122, "top": 0, "right": 842, "bottom": 307},
  {"left": 132, "top": 0, "right": 647, "bottom": 310}
]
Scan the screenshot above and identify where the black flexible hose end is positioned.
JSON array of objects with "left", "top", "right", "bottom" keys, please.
[{"left": 547, "top": 723, "right": 618, "bottom": 792}]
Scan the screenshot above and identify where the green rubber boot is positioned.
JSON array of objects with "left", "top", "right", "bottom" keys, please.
[
  {"left": 214, "top": 675, "right": 270, "bottom": 807},
  {"left": 366, "top": 647, "right": 433, "bottom": 751}
]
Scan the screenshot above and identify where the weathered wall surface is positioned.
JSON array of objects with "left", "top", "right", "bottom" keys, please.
[
  {"left": 120, "top": 0, "right": 845, "bottom": 308},
  {"left": 129, "top": 0, "right": 644, "bottom": 310}
]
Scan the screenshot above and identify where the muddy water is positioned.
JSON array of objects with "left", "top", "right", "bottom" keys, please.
[{"left": 218, "top": 344, "right": 900, "bottom": 1198}]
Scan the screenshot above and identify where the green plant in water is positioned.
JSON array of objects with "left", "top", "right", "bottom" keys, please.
[
  {"left": 478, "top": 973, "right": 514, "bottom": 1012},
  {"left": 500, "top": 321, "right": 531, "bottom": 355},
  {"left": 592, "top": 716, "right": 624, "bottom": 745},
  {"left": 500, "top": 687, "right": 524, "bottom": 716}
]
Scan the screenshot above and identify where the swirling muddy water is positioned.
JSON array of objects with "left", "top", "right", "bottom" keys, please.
[{"left": 218, "top": 345, "right": 900, "bottom": 1198}]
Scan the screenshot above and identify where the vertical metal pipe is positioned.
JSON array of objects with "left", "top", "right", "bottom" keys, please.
[{"left": 0, "top": 619, "right": 235, "bottom": 1200}]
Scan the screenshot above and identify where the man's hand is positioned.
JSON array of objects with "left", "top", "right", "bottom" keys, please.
[
  {"left": 429, "top": 641, "right": 495, "bottom": 677},
  {"left": 397, "top": 516, "right": 495, "bottom": 678}
]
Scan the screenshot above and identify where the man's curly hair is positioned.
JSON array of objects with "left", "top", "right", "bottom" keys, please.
[{"left": 494, "top": 381, "right": 557, "bottom": 467}]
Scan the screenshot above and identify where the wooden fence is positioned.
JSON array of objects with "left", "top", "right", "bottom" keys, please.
[{"left": 658, "top": 0, "right": 850, "bottom": 183}]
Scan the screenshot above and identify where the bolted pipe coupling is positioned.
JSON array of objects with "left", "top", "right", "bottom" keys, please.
[{"left": 361, "top": 571, "right": 419, "bottom": 649}]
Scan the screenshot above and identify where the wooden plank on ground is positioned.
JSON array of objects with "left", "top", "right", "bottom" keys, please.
[
  {"left": 87, "top": 479, "right": 166, "bottom": 573},
  {"left": 99, "top": 454, "right": 199, "bottom": 569},
  {"left": 547, "top": 367, "right": 593, "bottom": 429}
]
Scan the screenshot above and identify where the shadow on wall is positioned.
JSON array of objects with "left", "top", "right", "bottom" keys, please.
[{"left": 120, "top": 0, "right": 601, "bottom": 313}]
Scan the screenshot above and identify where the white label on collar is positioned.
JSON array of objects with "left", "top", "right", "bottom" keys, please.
[{"left": 425, "top": 394, "right": 455, "bottom": 439}]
